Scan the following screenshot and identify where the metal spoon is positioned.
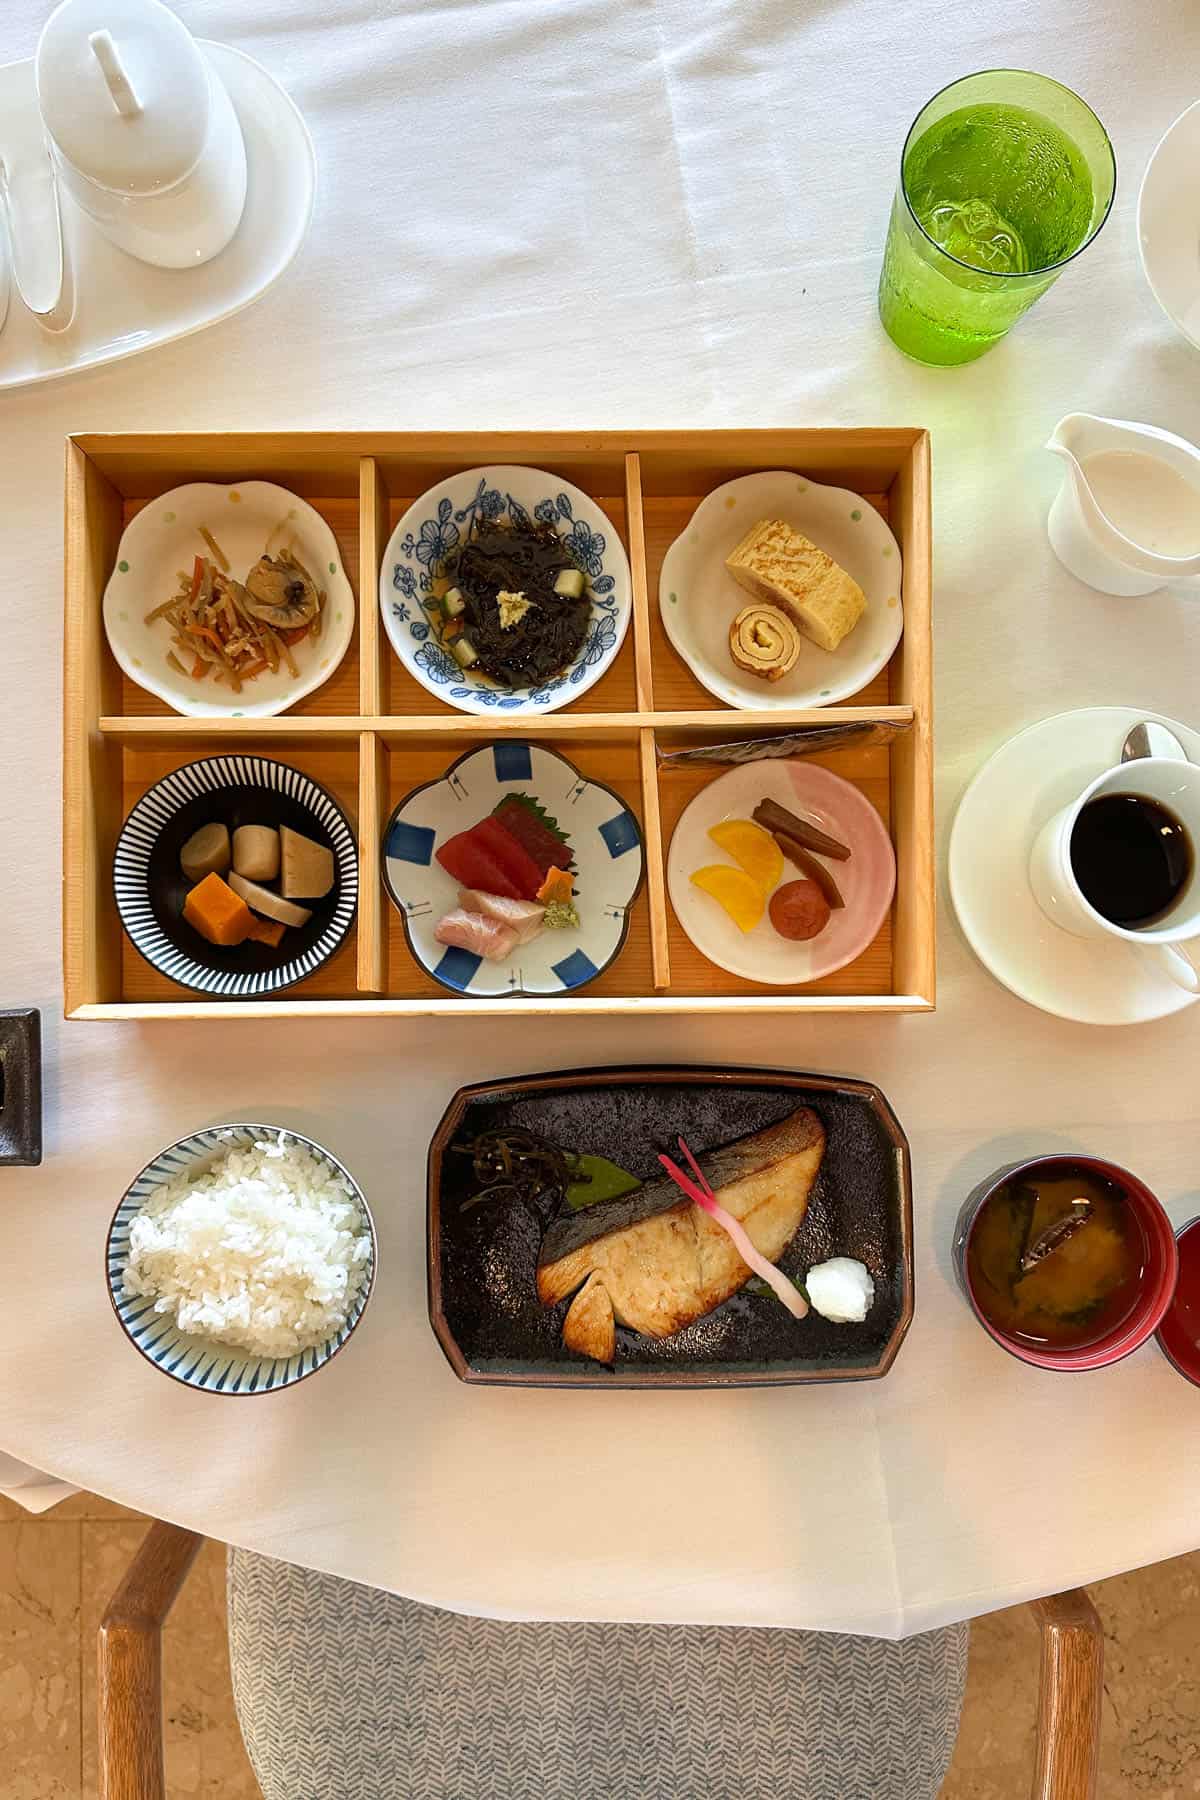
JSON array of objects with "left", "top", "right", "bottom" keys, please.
[{"left": 1121, "top": 720, "right": 1189, "bottom": 763}]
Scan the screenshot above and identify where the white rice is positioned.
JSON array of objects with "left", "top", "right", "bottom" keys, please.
[{"left": 122, "top": 1132, "right": 372, "bottom": 1359}]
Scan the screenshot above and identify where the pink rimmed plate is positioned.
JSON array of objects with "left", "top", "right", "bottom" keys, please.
[{"left": 667, "top": 762, "right": 896, "bottom": 985}]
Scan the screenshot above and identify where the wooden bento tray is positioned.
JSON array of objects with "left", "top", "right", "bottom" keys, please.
[{"left": 63, "top": 430, "right": 933, "bottom": 1021}]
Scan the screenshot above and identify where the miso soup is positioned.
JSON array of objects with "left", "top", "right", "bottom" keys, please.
[{"left": 967, "top": 1163, "right": 1146, "bottom": 1349}]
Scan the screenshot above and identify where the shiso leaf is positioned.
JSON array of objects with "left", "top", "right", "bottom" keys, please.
[{"left": 493, "top": 791, "right": 570, "bottom": 847}]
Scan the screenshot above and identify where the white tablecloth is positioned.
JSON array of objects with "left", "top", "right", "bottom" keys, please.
[{"left": 3, "top": 0, "right": 1200, "bottom": 1638}]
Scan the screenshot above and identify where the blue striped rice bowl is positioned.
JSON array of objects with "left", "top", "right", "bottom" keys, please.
[
  {"left": 113, "top": 754, "right": 357, "bottom": 998},
  {"left": 106, "top": 1124, "right": 376, "bottom": 1395}
]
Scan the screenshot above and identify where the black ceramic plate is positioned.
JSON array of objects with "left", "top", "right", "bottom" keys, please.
[
  {"left": 428, "top": 1066, "right": 914, "bottom": 1387},
  {"left": 113, "top": 755, "right": 357, "bottom": 997}
]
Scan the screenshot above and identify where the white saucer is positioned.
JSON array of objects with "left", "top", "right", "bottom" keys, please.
[
  {"left": 0, "top": 42, "right": 315, "bottom": 392},
  {"left": 949, "top": 706, "right": 1200, "bottom": 1025},
  {"left": 658, "top": 472, "right": 904, "bottom": 711},
  {"left": 1137, "top": 100, "right": 1200, "bottom": 350}
]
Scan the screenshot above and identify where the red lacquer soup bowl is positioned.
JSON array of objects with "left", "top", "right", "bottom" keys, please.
[
  {"left": 954, "top": 1155, "right": 1179, "bottom": 1372},
  {"left": 1156, "top": 1217, "right": 1200, "bottom": 1386}
]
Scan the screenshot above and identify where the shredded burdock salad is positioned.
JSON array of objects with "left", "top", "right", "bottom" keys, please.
[{"left": 144, "top": 527, "right": 328, "bottom": 693}]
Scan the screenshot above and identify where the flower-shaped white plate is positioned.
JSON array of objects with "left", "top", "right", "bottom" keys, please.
[
  {"left": 382, "top": 743, "right": 644, "bottom": 997},
  {"left": 379, "top": 466, "right": 632, "bottom": 716},
  {"left": 102, "top": 481, "right": 355, "bottom": 718},
  {"left": 659, "top": 472, "right": 904, "bottom": 710},
  {"left": 1138, "top": 100, "right": 1200, "bottom": 351},
  {"left": 668, "top": 761, "right": 896, "bottom": 985}
]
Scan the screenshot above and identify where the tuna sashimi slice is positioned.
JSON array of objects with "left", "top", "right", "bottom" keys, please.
[
  {"left": 434, "top": 909, "right": 518, "bottom": 962},
  {"left": 472, "top": 817, "right": 545, "bottom": 900},
  {"left": 457, "top": 888, "right": 545, "bottom": 945},
  {"left": 436, "top": 830, "right": 523, "bottom": 900}
]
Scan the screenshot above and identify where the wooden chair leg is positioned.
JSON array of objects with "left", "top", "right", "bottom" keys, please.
[
  {"left": 97, "top": 1521, "right": 205, "bottom": 1800},
  {"left": 1029, "top": 1588, "right": 1104, "bottom": 1800}
]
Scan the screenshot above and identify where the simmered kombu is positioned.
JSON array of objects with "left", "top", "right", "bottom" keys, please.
[{"left": 447, "top": 519, "right": 590, "bottom": 687}]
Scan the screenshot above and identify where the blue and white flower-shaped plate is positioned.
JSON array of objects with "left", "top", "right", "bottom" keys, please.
[
  {"left": 106, "top": 1123, "right": 376, "bottom": 1396},
  {"left": 382, "top": 743, "right": 644, "bottom": 997},
  {"left": 379, "top": 465, "right": 632, "bottom": 717}
]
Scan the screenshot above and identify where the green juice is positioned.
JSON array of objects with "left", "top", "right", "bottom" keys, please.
[{"left": 879, "top": 99, "right": 1100, "bottom": 364}]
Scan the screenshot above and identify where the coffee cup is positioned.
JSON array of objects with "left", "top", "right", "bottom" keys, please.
[{"left": 1029, "top": 755, "right": 1200, "bottom": 992}]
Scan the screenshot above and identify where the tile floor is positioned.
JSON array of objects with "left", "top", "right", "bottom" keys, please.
[{"left": 2, "top": 1490, "right": 1197, "bottom": 1797}]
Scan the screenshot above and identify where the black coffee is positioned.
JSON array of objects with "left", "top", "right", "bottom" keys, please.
[{"left": 1070, "top": 792, "right": 1193, "bottom": 927}]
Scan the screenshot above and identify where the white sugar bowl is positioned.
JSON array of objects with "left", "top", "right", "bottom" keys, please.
[{"left": 35, "top": 0, "right": 247, "bottom": 269}]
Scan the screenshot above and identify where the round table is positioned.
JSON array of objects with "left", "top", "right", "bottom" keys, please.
[{"left": 2, "top": 0, "right": 1199, "bottom": 1640}]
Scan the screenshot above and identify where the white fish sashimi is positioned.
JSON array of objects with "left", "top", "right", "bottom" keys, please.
[
  {"left": 457, "top": 888, "right": 545, "bottom": 945},
  {"left": 434, "top": 909, "right": 518, "bottom": 962}
]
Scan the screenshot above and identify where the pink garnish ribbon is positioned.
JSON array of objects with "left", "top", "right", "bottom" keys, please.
[{"left": 658, "top": 1135, "right": 808, "bottom": 1320}]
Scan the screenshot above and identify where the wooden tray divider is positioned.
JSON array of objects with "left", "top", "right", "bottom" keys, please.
[
  {"left": 884, "top": 432, "right": 934, "bottom": 1006},
  {"left": 623, "top": 452, "right": 654, "bottom": 712},
  {"left": 638, "top": 728, "right": 671, "bottom": 988},
  {"left": 97, "top": 715, "right": 367, "bottom": 741},
  {"left": 64, "top": 442, "right": 125, "bottom": 1015},
  {"left": 358, "top": 456, "right": 389, "bottom": 715},
  {"left": 356, "top": 729, "right": 387, "bottom": 994},
  {"left": 372, "top": 714, "right": 641, "bottom": 747}
]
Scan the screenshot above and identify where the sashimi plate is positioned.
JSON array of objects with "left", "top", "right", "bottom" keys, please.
[
  {"left": 427, "top": 1067, "right": 915, "bottom": 1387},
  {"left": 382, "top": 743, "right": 644, "bottom": 997}
]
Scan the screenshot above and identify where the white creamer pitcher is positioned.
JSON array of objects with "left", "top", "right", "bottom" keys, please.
[{"left": 1046, "top": 412, "right": 1200, "bottom": 596}]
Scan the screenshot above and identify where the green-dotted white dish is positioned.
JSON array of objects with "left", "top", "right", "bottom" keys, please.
[
  {"left": 658, "top": 471, "right": 904, "bottom": 711},
  {"left": 102, "top": 480, "right": 355, "bottom": 718}
]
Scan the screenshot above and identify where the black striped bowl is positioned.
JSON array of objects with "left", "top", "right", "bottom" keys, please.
[
  {"left": 106, "top": 1123, "right": 376, "bottom": 1395},
  {"left": 113, "top": 755, "right": 357, "bottom": 997}
]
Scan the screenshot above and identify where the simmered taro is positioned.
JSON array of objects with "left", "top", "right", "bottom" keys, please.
[{"left": 442, "top": 518, "right": 590, "bottom": 688}]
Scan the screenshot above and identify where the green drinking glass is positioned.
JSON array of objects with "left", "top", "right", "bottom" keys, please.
[{"left": 878, "top": 70, "right": 1116, "bottom": 366}]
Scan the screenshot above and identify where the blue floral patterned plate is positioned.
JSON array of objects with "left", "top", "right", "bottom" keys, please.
[
  {"left": 379, "top": 465, "right": 632, "bottom": 716},
  {"left": 382, "top": 743, "right": 644, "bottom": 997}
]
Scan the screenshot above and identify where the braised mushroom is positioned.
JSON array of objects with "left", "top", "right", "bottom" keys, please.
[{"left": 239, "top": 549, "right": 321, "bottom": 630}]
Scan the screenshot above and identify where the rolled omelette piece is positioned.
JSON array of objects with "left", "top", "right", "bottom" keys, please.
[{"left": 728, "top": 604, "right": 803, "bottom": 682}]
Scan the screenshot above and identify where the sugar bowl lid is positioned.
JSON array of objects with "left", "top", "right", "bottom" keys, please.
[{"left": 36, "top": 0, "right": 211, "bottom": 196}]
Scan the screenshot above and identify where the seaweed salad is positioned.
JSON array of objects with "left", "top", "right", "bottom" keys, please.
[{"left": 434, "top": 514, "right": 591, "bottom": 688}]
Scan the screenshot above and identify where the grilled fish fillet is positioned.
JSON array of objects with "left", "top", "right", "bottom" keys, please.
[{"left": 538, "top": 1107, "right": 825, "bottom": 1360}]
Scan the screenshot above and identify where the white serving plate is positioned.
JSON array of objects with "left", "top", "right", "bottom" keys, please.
[
  {"left": 658, "top": 472, "right": 904, "bottom": 710},
  {"left": 102, "top": 481, "right": 355, "bottom": 717},
  {"left": 379, "top": 465, "right": 632, "bottom": 717},
  {"left": 382, "top": 742, "right": 644, "bottom": 996},
  {"left": 0, "top": 43, "right": 314, "bottom": 392},
  {"left": 1138, "top": 100, "right": 1200, "bottom": 351},
  {"left": 949, "top": 706, "right": 1200, "bottom": 1025}
]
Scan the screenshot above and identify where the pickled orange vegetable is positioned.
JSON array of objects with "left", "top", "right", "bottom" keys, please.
[
  {"left": 689, "top": 864, "right": 765, "bottom": 932},
  {"left": 707, "top": 818, "right": 783, "bottom": 893}
]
